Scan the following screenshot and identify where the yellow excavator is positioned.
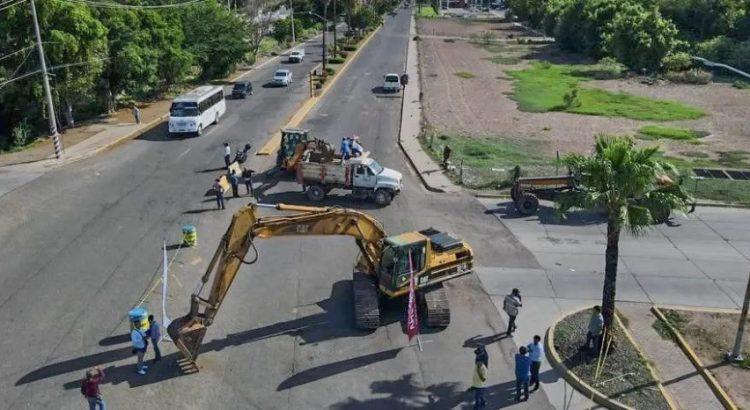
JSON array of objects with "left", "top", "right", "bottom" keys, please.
[{"left": 167, "top": 203, "right": 474, "bottom": 363}]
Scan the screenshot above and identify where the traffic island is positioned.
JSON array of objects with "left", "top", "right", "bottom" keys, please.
[
  {"left": 547, "top": 307, "right": 674, "bottom": 410},
  {"left": 652, "top": 306, "right": 747, "bottom": 409}
]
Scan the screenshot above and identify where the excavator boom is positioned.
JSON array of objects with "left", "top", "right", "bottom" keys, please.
[{"left": 167, "top": 203, "right": 387, "bottom": 363}]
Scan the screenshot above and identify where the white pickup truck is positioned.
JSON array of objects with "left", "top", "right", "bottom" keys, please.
[
  {"left": 298, "top": 155, "right": 403, "bottom": 206},
  {"left": 289, "top": 48, "right": 305, "bottom": 63}
]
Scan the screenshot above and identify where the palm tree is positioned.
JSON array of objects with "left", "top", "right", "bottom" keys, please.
[{"left": 556, "top": 136, "right": 693, "bottom": 333}]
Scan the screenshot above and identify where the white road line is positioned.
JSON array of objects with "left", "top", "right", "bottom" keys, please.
[{"left": 177, "top": 147, "right": 192, "bottom": 160}]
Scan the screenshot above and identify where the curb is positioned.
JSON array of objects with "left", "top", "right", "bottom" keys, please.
[
  {"left": 545, "top": 318, "right": 634, "bottom": 410},
  {"left": 91, "top": 114, "right": 168, "bottom": 157},
  {"left": 256, "top": 25, "right": 383, "bottom": 156},
  {"left": 651, "top": 306, "right": 739, "bottom": 410},
  {"left": 614, "top": 313, "right": 678, "bottom": 410}
]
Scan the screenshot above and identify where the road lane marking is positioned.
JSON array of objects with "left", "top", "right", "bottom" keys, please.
[{"left": 177, "top": 147, "right": 192, "bottom": 160}]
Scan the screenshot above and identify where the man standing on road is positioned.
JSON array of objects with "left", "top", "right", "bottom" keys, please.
[
  {"left": 223, "top": 143, "right": 231, "bottom": 169},
  {"left": 229, "top": 170, "right": 240, "bottom": 198},
  {"left": 503, "top": 288, "right": 522, "bottom": 336},
  {"left": 130, "top": 323, "right": 148, "bottom": 375},
  {"left": 213, "top": 178, "right": 225, "bottom": 210},
  {"left": 131, "top": 105, "right": 141, "bottom": 125},
  {"left": 80, "top": 367, "right": 105, "bottom": 410},
  {"left": 585, "top": 305, "right": 604, "bottom": 354},
  {"left": 527, "top": 335, "right": 544, "bottom": 391},
  {"left": 471, "top": 344, "right": 488, "bottom": 409},
  {"left": 242, "top": 167, "right": 255, "bottom": 196},
  {"left": 515, "top": 346, "right": 531, "bottom": 402},
  {"left": 147, "top": 315, "right": 162, "bottom": 363},
  {"left": 340, "top": 137, "right": 352, "bottom": 159}
]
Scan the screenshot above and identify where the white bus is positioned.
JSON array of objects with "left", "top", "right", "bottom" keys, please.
[{"left": 168, "top": 85, "right": 226, "bottom": 137}]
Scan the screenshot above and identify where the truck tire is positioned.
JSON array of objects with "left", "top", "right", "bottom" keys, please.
[
  {"left": 306, "top": 185, "right": 326, "bottom": 202},
  {"left": 196, "top": 125, "right": 203, "bottom": 137},
  {"left": 516, "top": 193, "right": 539, "bottom": 215},
  {"left": 374, "top": 190, "right": 392, "bottom": 206}
]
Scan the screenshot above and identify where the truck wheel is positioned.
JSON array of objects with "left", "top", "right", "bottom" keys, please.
[
  {"left": 516, "top": 193, "right": 539, "bottom": 215},
  {"left": 374, "top": 190, "right": 392, "bottom": 206},
  {"left": 196, "top": 125, "right": 203, "bottom": 137},
  {"left": 214, "top": 113, "right": 219, "bottom": 124},
  {"left": 306, "top": 185, "right": 326, "bottom": 202}
]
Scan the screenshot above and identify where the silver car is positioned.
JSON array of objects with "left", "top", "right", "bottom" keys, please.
[{"left": 273, "top": 69, "right": 293, "bottom": 87}]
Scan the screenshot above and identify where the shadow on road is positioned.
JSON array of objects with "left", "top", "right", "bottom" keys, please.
[{"left": 485, "top": 201, "right": 605, "bottom": 226}]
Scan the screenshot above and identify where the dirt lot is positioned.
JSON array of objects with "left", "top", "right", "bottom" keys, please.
[
  {"left": 417, "top": 18, "right": 750, "bottom": 162},
  {"left": 416, "top": 17, "right": 534, "bottom": 39},
  {"left": 664, "top": 309, "right": 749, "bottom": 409}
]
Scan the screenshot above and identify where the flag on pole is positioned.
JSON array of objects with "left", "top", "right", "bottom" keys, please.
[
  {"left": 406, "top": 249, "right": 419, "bottom": 342},
  {"left": 162, "top": 240, "right": 172, "bottom": 341}
]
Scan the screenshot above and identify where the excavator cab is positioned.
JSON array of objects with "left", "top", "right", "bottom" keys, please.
[{"left": 378, "top": 236, "right": 427, "bottom": 292}]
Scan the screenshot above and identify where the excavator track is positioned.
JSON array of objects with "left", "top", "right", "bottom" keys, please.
[
  {"left": 423, "top": 283, "right": 450, "bottom": 328},
  {"left": 353, "top": 270, "right": 380, "bottom": 329}
]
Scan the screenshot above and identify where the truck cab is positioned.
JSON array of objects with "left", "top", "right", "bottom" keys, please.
[
  {"left": 289, "top": 49, "right": 305, "bottom": 63},
  {"left": 349, "top": 157, "right": 403, "bottom": 205}
]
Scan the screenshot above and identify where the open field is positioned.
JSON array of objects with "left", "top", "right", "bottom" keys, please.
[
  {"left": 658, "top": 309, "right": 749, "bottom": 409},
  {"left": 417, "top": 16, "right": 750, "bottom": 199}
]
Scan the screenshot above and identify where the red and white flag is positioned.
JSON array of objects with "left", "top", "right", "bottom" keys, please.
[{"left": 406, "top": 250, "right": 419, "bottom": 341}]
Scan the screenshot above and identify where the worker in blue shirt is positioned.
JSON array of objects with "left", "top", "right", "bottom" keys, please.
[
  {"left": 527, "top": 335, "right": 544, "bottom": 391},
  {"left": 515, "top": 346, "right": 531, "bottom": 402},
  {"left": 340, "top": 137, "right": 352, "bottom": 159}
]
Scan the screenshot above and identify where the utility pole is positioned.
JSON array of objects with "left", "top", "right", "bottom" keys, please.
[
  {"left": 290, "top": 0, "right": 296, "bottom": 43},
  {"left": 332, "top": 0, "right": 337, "bottom": 58},
  {"left": 322, "top": 1, "right": 328, "bottom": 73},
  {"left": 728, "top": 272, "right": 750, "bottom": 362},
  {"left": 29, "top": 0, "right": 62, "bottom": 159}
]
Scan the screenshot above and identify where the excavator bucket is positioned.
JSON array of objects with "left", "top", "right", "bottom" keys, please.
[{"left": 167, "top": 315, "right": 207, "bottom": 364}]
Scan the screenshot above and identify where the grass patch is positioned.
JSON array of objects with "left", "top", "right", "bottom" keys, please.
[
  {"left": 652, "top": 309, "right": 688, "bottom": 341},
  {"left": 507, "top": 62, "right": 706, "bottom": 121},
  {"left": 416, "top": 5, "right": 438, "bottom": 18},
  {"left": 258, "top": 37, "right": 280, "bottom": 56},
  {"left": 484, "top": 55, "right": 522, "bottom": 65},
  {"left": 637, "top": 125, "right": 708, "bottom": 142},
  {"left": 454, "top": 71, "right": 475, "bottom": 79},
  {"left": 656, "top": 150, "right": 750, "bottom": 205}
]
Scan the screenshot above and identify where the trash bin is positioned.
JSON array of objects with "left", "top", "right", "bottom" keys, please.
[
  {"left": 128, "top": 307, "right": 150, "bottom": 332},
  {"left": 182, "top": 224, "right": 197, "bottom": 247}
]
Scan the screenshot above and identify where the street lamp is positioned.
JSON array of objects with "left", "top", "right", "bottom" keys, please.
[{"left": 302, "top": 7, "right": 330, "bottom": 73}]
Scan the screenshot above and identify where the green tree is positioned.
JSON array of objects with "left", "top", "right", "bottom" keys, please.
[
  {"left": 508, "top": 0, "right": 547, "bottom": 27},
  {"left": 556, "top": 136, "right": 692, "bottom": 332},
  {"left": 658, "top": 0, "right": 745, "bottom": 41},
  {"left": 183, "top": 0, "right": 250, "bottom": 79},
  {"left": 604, "top": 4, "right": 681, "bottom": 70}
]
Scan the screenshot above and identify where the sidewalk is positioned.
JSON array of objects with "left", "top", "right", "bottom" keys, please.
[{"left": 398, "top": 14, "right": 459, "bottom": 193}]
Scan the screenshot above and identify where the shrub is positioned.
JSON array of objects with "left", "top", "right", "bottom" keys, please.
[
  {"left": 342, "top": 44, "right": 357, "bottom": 51},
  {"left": 12, "top": 119, "right": 30, "bottom": 147},
  {"left": 661, "top": 51, "right": 693, "bottom": 72},
  {"left": 328, "top": 56, "right": 345, "bottom": 64},
  {"left": 604, "top": 3, "right": 681, "bottom": 70},
  {"left": 339, "top": 51, "right": 349, "bottom": 58},
  {"left": 582, "top": 57, "right": 626, "bottom": 79},
  {"left": 325, "top": 67, "right": 336, "bottom": 76},
  {"left": 665, "top": 68, "right": 712, "bottom": 84}
]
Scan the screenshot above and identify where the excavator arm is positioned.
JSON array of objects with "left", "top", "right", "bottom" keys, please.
[{"left": 167, "top": 203, "right": 387, "bottom": 364}]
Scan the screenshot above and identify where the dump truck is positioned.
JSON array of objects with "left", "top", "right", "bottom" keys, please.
[
  {"left": 298, "top": 155, "right": 403, "bottom": 206},
  {"left": 167, "top": 203, "right": 474, "bottom": 365}
]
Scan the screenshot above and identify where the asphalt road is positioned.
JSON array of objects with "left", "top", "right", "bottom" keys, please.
[{"left": 0, "top": 11, "right": 549, "bottom": 410}]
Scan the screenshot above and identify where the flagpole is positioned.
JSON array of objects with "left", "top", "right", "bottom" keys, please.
[{"left": 162, "top": 239, "right": 172, "bottom": 341}]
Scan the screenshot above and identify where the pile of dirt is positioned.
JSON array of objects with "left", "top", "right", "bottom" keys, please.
[{"left": 553, "top": 309, "right": 671, "bottom": 410}]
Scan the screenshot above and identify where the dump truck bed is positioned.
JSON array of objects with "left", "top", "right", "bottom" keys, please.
[{"left": 298, "top": 161, "right": 351, "bottom": 187}]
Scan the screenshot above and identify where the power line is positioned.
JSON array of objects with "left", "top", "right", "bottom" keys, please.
[
  {"left": 0, "top": 0, "right": 27, "bottom": 12},
  {"left": 0, "top": 57, "right": 110, "bottom": 89},
  {"left": 0, "top": 43, "right": 57, "bottom": 63},
  {"left": 59, "top": 0, "right": 208, "bottom": 9}
]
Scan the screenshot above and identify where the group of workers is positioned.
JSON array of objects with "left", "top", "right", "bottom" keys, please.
[{"left": 340, "top": 135, "right": 364, "bottom": 159}]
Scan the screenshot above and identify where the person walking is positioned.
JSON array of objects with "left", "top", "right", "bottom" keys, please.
[
  {"left": 527, "top": 335, "right": 544, "bottom": 391},
  {"left": 147, "top": 315, "right": 162, "bottom": 363},
  {"left": 223, "top": 143, "right": 231, "bottom": 169},
  {"left": 229, "top": 170, "right": 240, "bottom": 198},
  {"left": 80, "top": 367, "right": 105, "bottom": 410},
  {"left": 213, "top": 178, "right": 225, "bottom": 210},
  {"left": 242, "top": 167, "right": 255, "bottom": 196},
  {"left": 131, "top": 105, "right": 141, "bottom": 125},
  {"left": 130, "top": 323, "right": 149, "bottom": 375},
  {"left": 471, "top": 344, "right": 488, "bottom": 409},
  {"left": 585, "top": 305, "right": 604, "bottom": 354},
  {"left": 503, "top": 288, "right": 522, "bottom": 336},
  {"left": 442, "top": 145, "right": 452, "bottom": 168},
  {"left": 515, "top": 346, "right": 531, "bottom": 402}
]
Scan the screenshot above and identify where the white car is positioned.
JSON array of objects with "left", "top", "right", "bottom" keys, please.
[
  {"left": 383, "top": 73, "right": 401, "bottom": 93},
  {"left": 289, "top": 49, "right": 305, "bottom": 63},
  {"left": 273, "top": 69, "right": 293, "bottom": 86}
]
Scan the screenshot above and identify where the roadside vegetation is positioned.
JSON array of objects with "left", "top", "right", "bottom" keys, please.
[
  {"left": 0, "top": 0, "right": 395, "bottom": 151},
  {"left": 416, "top": 5, "right": 439, "bottom": 18},
  {"left": 454, "top": 71, "right": 475, "bottom": 79},
  {"left": 507, "top": 62, "right": 706, "bottom": 120},
  {"left": 637, "top": 125, "right": 708, "bottom": 142},
  {"left": 507, "top": 0, "right": 750, "bottom": 76}
]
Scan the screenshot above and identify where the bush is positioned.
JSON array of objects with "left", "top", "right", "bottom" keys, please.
[
  {"left": 661, "top": 51, "right": 693, "bottom": 71},
  {"left": 582, "top": 57, "right": 626, "bottom": 79},
  {"left": 328, "top": 56, "right": 345, "bottom": 64},
  {"left": 342, "top": 44, "right": 357, "bottom": 51},
  {"left": 12, "top": 119, "right": 30, "bottom": 147},
  {"left": 665, "top": 68, "right": 712, "bottom": 84},
  {"left": 339, "top": 51, "right": 349, "bottom": 58},
  {"left": 604, "top": 3, "right": 681, "bottom": 70},
  {"left": 325, "top": 67, "right": 335, "bottom": 76}
]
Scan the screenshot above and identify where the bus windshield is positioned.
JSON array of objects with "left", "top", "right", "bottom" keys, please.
[{"left": 170, "top": 102, "right": 199, "bottom": 117}]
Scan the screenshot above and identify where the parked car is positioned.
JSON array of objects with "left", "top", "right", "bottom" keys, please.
[
  {"left": 289, "top": 49, "right": 305, "bottom": 63},
  {"left": 383, "top": 73, "right": 401, "bottom": 93},
  {"left": 273, "top": 69, "right": 293, "bottom": 87},
  {"left": 231, "top": 81, "right": 253, "bottom": 98}
]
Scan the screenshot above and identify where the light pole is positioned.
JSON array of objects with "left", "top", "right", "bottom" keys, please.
[
  {"left": 304, "top": 8, "right": 329, "bottom": 73},
  {"left": 290, "top": 0, "right": 296, "bottom": 44},
  {"left": 332, "top": 0, "right": 337, "bottom": 58},
  {"left": 727, "top": 273, "right": 749, "bottom": 362},
  {"left": 29, "top": 0, "right": 63, "bottom": 159}
]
